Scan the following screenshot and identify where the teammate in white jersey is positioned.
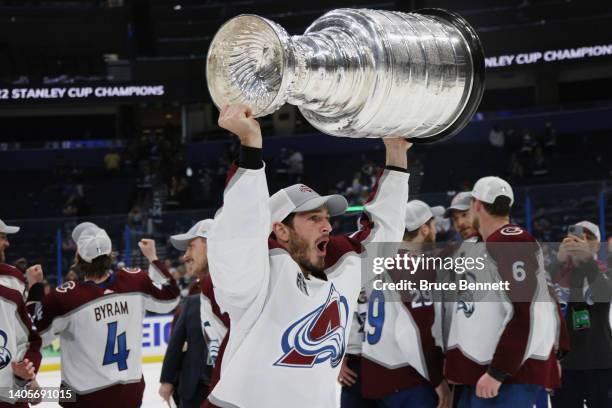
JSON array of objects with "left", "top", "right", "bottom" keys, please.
[
  {"left": 159, "top": 219, "right": 229, "bottom": 407},
  {"left": 360, "top": 200, "right": 449, "bottom": 408},
  {"left": 33, "top": 223, "right": 180, "bottom": 407},
  {"left": 0, "top": 219, "right": 42, "bottom": 407},
  {"left": 205, "top": 104, "right": 410, "bottom": 408},
  {"left": 445, "top": 176, "right": 564, "bottom": 408}
]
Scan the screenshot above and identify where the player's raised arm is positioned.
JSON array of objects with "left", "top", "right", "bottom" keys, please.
[
  {"left": 32, "top": 289, "right": 71, "bottom": 348},
  {"left": 207, "top": 104, "right": 270, "bottom": 315},
  {"left": 138, "top": 238, "right": 180, "bottom": 314},
  {"left": 353, "top": 137, "right": 411, "bottom": 245}
]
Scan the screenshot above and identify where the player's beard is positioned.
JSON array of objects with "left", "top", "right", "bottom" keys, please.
[
  {"left": 288, "top": 230, "right": 325, "bottom": 277},
  {"left": 0, "top": 250, "right": 4, "bottom": 263},
  {"left": 472, "top": 215, "right": 480, "bottom": 234}
]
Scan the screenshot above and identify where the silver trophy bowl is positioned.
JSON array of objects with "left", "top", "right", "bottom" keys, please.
[{"left": 206, "top": 8, "right": 485, "bottom": 142}]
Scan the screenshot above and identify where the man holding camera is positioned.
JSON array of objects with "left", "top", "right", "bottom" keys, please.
[{"left": 550, "top": 221, "right": 612, "bottom": 408}]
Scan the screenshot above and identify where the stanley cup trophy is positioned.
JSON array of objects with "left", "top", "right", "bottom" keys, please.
[{"left": 206, "top": 8, "right": 485, "bottom": 143}]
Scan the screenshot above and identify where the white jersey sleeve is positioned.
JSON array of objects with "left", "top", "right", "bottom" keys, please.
[
  {"left": 360, "top": 169, "right": 409, "bottom": 245},
  {"left": 207, "top": 163, "right": 271, "bottom": 322}
]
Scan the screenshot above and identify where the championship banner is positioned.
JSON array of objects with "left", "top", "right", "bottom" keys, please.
[
  {"left": 40, "top": 314, "right": 173, "bottom": 372},
  {"left": 0, "top": 84, "right": 165, "bottom": 105}
]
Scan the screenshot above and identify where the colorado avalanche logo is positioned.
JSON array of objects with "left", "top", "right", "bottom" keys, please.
[
  {"left": 0, "top": 329, "right": 12, "bottom": 370},
  {"left": 457, "top": 299, "right": 475, "bottom": 318},
  {"left": 457, "top": 271, "right": 476, "bottom": 318},
  {"left": 274, "top": 284, "right": 349, "bottom": 368}
]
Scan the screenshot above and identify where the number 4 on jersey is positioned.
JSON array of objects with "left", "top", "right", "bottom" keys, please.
[{"left": 103, "top": 321, "right": 129, "bottom": 371}]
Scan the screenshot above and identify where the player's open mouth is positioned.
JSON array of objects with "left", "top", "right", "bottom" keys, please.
[{"left": 315, "top": 237, "right": 329, "bottom": 256}]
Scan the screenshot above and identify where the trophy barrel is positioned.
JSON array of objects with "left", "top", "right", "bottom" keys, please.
[{"left": 206, "top": 8, "right": 485, "bottom": 143}]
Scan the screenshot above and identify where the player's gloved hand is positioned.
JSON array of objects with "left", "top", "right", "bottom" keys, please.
[
  {"left": 383, "top": 137, "right": 413, "bottom": 169},
  {"left": 159, "top": 382, "right": 174, "bottom": 404},
  {"left": 218, "top": 104, "right": 262, "bottom": 148},
  {"left": 25, "top": 264, "right": 44, "bottom": 289},
  {"left": 475, "top": 372, "right": 501, "bottom": 399},
  {"left": 138, "top": 239, "right": 159, "bottom": 263},
  {"left": 337, "top": 356, "right": 357, "bottom": 387},
  {"left": 435, "top": 380, "right": 451, "bottom": 408},
  {"left": 11, "top": 358, "right": 35, "bottom": 381}
]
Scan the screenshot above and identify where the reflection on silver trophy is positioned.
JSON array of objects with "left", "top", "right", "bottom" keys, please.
[{"left": 206, "top": 8, "right": 485, "bottom": 142}]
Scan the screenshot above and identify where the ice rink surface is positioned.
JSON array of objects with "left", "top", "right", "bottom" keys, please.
[
  {"left": 35, "top": 362, "right": 167, "bottom": 408},
  {"left": 33, "top": 363, "right": 557, "bottom": 408}
]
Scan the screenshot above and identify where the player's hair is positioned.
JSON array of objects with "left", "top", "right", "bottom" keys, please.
[
  {"left": 270, "top": 213, "right": 296, "bottom": 241},
  {"left": 282, "top": 213, "right": 296, "bottom": 228},
  {"left": 75, "top": 254, "right": 113, "bottom": 279},
  {"left": 403, "top": 218, "right": 433, "bottom": 241},
  {"left": 481, "top": 196, "right": 512, "bottom": 216}
]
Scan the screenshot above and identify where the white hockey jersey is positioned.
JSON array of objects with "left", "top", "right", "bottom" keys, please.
[
  {"left": 34, "top": 261, "right": 179, "bottom": 403},
  {"left": 359, "top": 248, "right": 443, "bottom": 399},
  {"left": 0, "top": 284, "right": 41, "bottom": 405},
  {"left": 445, "top": 225, "right": 561, "bottom": 388},
  {"left": 206, "top": 163, "right": 408, "bottom": 408}
]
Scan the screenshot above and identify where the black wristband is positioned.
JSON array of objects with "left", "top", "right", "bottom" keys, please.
[
  {"left": 487, "top": 367, "right": 511, "bottom": 383},
  {"left": 385, "top": 165, "right": 409, "bottom": 173},
  {"left": 239, "top": 146, "right": 263, "bottom": 170},
  {"left": 14, "top": 376, "right": 31, "bottom": 387},
  {"left": 26, "top": 282, "right": 45, "bottom": 303}
]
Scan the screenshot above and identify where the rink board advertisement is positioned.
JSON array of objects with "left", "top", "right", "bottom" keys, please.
[{"left": 40, "top": 314, "right": 173, "bottom": 372}]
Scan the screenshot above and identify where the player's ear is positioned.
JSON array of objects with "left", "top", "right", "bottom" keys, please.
[
  {"left": 472, "top": 199, "right": 481, "bottom": 213},
  {"left": 272, "top": 222, "right": 290, "bottom": 243},
  {"left": 419, "top": 224, "right": 428, "bottom": 240}
]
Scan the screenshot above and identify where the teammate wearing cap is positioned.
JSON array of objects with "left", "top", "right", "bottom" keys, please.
[
  {"left": 550, "top": 221, "right": 612, "bottom": 408},
  {"left": 159, "top": 220, "right": 229, "bottom": 407},
  {"left": 0, "top": 218, "right": 42, "bottom": 407},
  {"left": 204, "top": 104, "right": 410, "bottom": 408},
  {"left": 445, "top": 176, "right": 565, "bottom": 407},
  {"left": 443, "top": 192, "right": 476, "bottom": 241},
  {"left": 436, "top": 192, "right": 477, "bottom": 359},
  {"left": 31, "top": 224, "right": 180, "bottom": 407},
  {"left": 353, "top": 200, "right": 450, "bottom": 408}
]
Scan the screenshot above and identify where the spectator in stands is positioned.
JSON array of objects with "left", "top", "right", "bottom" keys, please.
[
  {"left": 128, "top": 204, "right": 146, "bottom": 231},
  {"left": 542, "top": 121, "right": 557, "bottom": 150},
  {"left": 286, "top": 148, "right": 304, "bottom": 184},
  {"left": 489, "top": 124, "right": 505, "bottom": 148},
  {"left": 167, "top": 176, "right": 193, "bottom": 210},
  {"left": 104, "top": 151, "right": 121, "bottom": 173},
  {"left": 62, "top": 192, "right": 91, "bottom": 217},
  {"left": 550, "top": 221, "right": 612, "bottom": 408}
]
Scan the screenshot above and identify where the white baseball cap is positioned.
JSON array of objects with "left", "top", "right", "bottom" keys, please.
[
  {"left": 574, "top": 221, "right": 601, "bottom": 242},
  {"left": 405, "top": 200, "right": 444, "bottom": 232},
  {"left": 443, "top": 192, "right": 472, "bottom": 218},
  {"left": 269, "top": 184, "right": 348, "bottom": 224},
  {"left": 170, "top": 219, "right": 214, "bottom": 251},
  {"left": 471, "top": 176, "right": 514, "bottom": 206},
  {"left": 77, "top": 228, "right": 112, "bottom": 263},
  {"left": 72, "top": 222, "right": 99, "bottom": 243},
  {"left": 0, "top": 219, "right": 19, "bottom": 234}
]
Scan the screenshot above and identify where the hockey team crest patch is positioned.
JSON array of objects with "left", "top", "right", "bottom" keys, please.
[
  {"left": 274, "top": 284, "right": 349, "bottom": 368},
  {"left": 0, "top": 329, "right": 12, "bottom": 370}
]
